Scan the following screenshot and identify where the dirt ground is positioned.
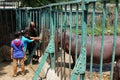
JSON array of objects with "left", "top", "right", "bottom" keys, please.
[
  {"left": 0, "top": 51, "right": 111, "bottom": 80},
  {"left": 0, "top": 59, "right": 45, "bottom": 80}
]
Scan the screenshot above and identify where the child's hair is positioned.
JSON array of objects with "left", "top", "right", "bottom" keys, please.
[
  {"left": 14, "top": 31, "right": 21, "bottom": 38},
  {"left": 21, "top": 30, "right": 28, "bottom": 35}
]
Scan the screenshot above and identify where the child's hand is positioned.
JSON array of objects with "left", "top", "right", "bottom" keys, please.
[{"left": 24, "top": 55, "right": 27, "bottom": 60}]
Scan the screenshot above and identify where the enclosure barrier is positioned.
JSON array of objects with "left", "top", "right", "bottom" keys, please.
[
  {"left": 0, "top": 0, "right": 119, "bottom": 80},
  {"left": 31, "top": 0, "right": 119, "bottom": 80}
]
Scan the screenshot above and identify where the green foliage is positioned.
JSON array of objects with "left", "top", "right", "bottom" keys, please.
[{"left": 72, "top": 26, "right": 120, "bottom": 36}]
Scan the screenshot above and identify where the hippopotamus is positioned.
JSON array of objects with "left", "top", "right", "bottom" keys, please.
[{"left": 55, "top": 29, "right": 120, "bottom": 65}]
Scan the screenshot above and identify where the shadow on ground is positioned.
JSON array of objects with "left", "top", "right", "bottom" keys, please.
[
  {"left": 0, "top": 60, "right": 11, "bottom": 76},
  {"left": 55, "top": 62, "right": 111, "bottom": 72}
]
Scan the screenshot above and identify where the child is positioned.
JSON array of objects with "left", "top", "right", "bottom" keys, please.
[{"left": 11, "top": 31, "right": 25, "bottom": 77}]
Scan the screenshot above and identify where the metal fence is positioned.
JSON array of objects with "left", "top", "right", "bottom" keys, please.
[
  {"left": 32, "top": 0, "right": 119, "bottom": 80},
  {"left": 0, "top": 0, "right": 119, "bottom": 80}
]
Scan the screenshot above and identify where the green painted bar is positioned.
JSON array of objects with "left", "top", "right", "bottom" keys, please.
[
  {"left": 19, "top": 10, "right": 22, "bottom": 30},
  {"left": 55, "top": 9, "right": 58, "bottom": 68},
  {"left": 70, "top": 1, "right": 88, "bottom": 80},
  {"left": 16, "top": 10, "right": 18, "bottom": 31},
  {"left": 25, "top": 9, "right": 29, "bottom": 27},
  {"left": 49, "top": 6, "right": 55, "bottom": 69},
  {"left": 30, "top": 11, "right": 32, "bottom": 23},
  {"left": 64, "top": 5, "right": 67, "bottom": 30},
  {"left": 41, "top": 12, "right": 44, "bottom": 28},
  {"left": 110, "top": 0, "right": 118, "bottom": 80},
  {"left": 75, "top": 3, "right": 79, "bottom": 63},
  {"left": 44, "top": 11, "right": 46, "bottom": 27},
  {"left": 57, "top": 11, "right": 58, "bottom": 29},
  {"left": 47, "top": 11, "right": 50, "bottom": 28},
  {"left": 46, "top": 11, "right": 48, "bottom": 27},
  {"left": 38, "top": 10, "right": 41, "bottom": 34},
  {"left": 69, "top": 4, "right": 72, "bottom": 78},
  {"left": 33, "top": 10, "right": 35, "bottom": 22},
  {"left": 53, "top": 9, "right": 57, "bottom": 69},
  {"left": 90, "top": 2, "right": 95, "bottom": 80},
  {"left": 33, "top": 52, "right": 49, "bottom": 80},
  {"left": 21, "top": 11, "right": 23, "bottom": 28},
  {"left": 16, "top": 10, "right": 19, "bottom": 31},
  {"left": 37, "top": 10, "right": 39, "bottom": 27},
  {"left": 46, "top": 11, "right": 48, "bottom": 28},
  {"left": 99, "top": 2, "right": 106, "bottom": 80}
]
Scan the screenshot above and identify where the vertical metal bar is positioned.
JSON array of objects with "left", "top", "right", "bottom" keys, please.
[
  {"left": 69, "top": 4, "right": 72, "bottom": 78},
  {"left": 41, "top": 12, "right": 45, "bottom": 53},
  {"left": 50, "top": 6, "right": 55, "bottom": 69},
  {"left": 55, "top": 10, "right": 60, "bottom": 75},
  {"left": 70, "top": 1, "right": 88, "bottom": 80},
  {"left": 53, "top": 9, "right": 57, "bottom": 70},
  {"left": 63, "top": 5, "right": 67, "bottom": 80},
  {"left": 75, "top": 3, "right": 79, "bottom": 63},
  {"left": 53, "top": 8, "right": 58, "bottom": 67},
  {"left": 56, "top": 11, "right": 59, "bottom": 60},
  {"left": 64, "top": 5, "right": 67, "bottom": 30},
  {"left": 19, "top": 9, "right": 22, "bottom": 30},
  {"left": 32, "top": 10, "right": 35, "bottom": 22},
  {"left": 60, "top": 5, "right": 63, "bottom": 80},
  {"left": 110, "top": 0, "right": 118, "bottom": 80},
  {"left": 79, "top": 2, "right": 88, "bottom": 80},
  {"left": 44, "top": 10, "right": 47, "bottom": 28},
  {"left": 44, "top": 11, "right": 46, "bottom": 28},
  {"left": 16, "top": 9, "right": 19, "bottom": 31},
  {"left": 38, "top": 10, "right": 41, "bottom": 34},
  {"left": 36, "top": 10, "right": 38, "bottom": 28},
  {"left": 90, "top": 2, "right": 95, "bottom": 80},
  {"left": 99, "top": 2, "right": 106, "bottom": 80},
  {"left": 46, "top": 10, "right": 49, "bottom": 28},
  {"left": 25, "top": 9, "right": 29, "bottom": 28},
  {"left": 41, "top": 12, "right": 44, "bottom": 29},
  {"left": 30, "top": 10, "right": 32, "bottom": 22},
  {"left": 21, "top": 10, "right": 23, "bottom": 27},
  {"left": 33, "top": 52, "right": 49, "bottom": 80}
]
